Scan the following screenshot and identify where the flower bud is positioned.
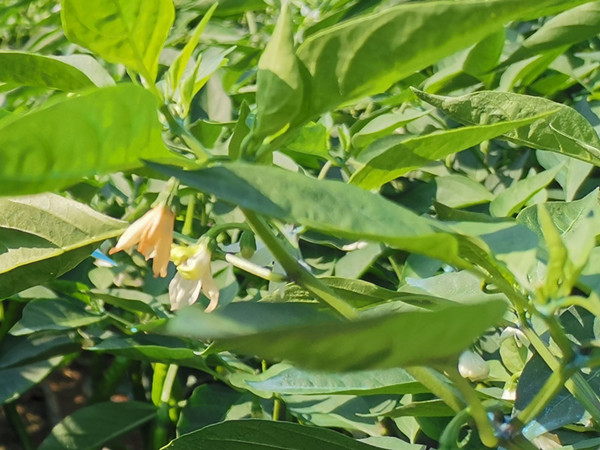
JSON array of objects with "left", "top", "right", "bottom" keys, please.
[
  {"left": 240, "top": 230, "right": 257, "bottom": 259},
  {"left": 458, "top": 350, "right": 489, "bottom": 382}
]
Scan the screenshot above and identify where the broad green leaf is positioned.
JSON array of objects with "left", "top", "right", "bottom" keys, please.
[
  {"left": 0, "top": 194, "right": 125, "bottom": 298},
  {"left": 413, "top": 89, "right": 600, "bottom": 166},
  {"left": 87, "top": 335, "right": 211, "bottom": 371},
  {"left": 61, "top": 0, "right": 174, "bottom": 82},
  {"left": 163, "top": 419, "right": 381, "bottom": 449},
  {"left": 490, "top": 165, "right": 563, "bottom": 217},
  {"left": 148, "top": 162, "right": 469, "bottom": 264},
  {"left": 10, "top": 298, "right": 106, "bottom": 335},
  {"left": 177, "top": 384, "right": 248, "bottom": 436},
  {"left": 254, "top": 1, "right": 304, "bottom": 138},
  {"left": 236, "top": 363, "right": 426, "bottom": 397},
  {"left": 165, "top": 3, "right": 218, "bottom": 96},
  {"left": 0, "top": 51, "right": 96, "bottom": 91},
  {"left": 537, "top": 150, "right": 593, "bottom": 201},
  {"left": 164, "top": 300, "right": 506, "bottom": 371},
  {"left": 0, "top": 334, "right": 77, "bottom": 369},
  {"left": 0, "top": 84, "right": 168, "bottom": 195},
  {"left": 0, "top": 356, "right": 64, "bottom": 404},
  {"left": 500, "top": 3, "right": 600, "bottom": 69},
  {"left": 295, "top": 0, "right": 591, "bottom": 121},
  {"left": 350, "top": 115, "right": 543, "bottom": 190},
  {"left": 351, "top": 110, "right": 429, "bottom": 150},
  {"left": 39, "top": 401, "right": 157, "bottom": 450},
  {"left": 435, "top": 175, "right": 494, "bottom": 209}
]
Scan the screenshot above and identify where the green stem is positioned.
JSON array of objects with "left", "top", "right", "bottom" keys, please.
[
  {"left": 224, "top": 253, "right": 287, "bottom": 282},
  {"left": 159, "top": 105, "right": 210, "bottom": 160},
  {"left": 273, "top": 398, "right": 283, "bottom": 421},
  {"left": 182, "top": 195, "right": 196, "bottom": 236},
  {"left": 3, "top": 403, "right": 34, "bottom": 450},
  {"left": 515, "top": 365, "right": 575, "bottom": 425},
  {"left": 446, "top": 366, "right": 498, "bottom": 448},
  {"left": 243, "top": 209, "right": 358, "bottom": 319},
  {"left": 405, "top": 367, "right": 464, "bottom": 413}
]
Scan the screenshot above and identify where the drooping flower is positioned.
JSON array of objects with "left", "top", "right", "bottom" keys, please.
[
  {"left": 109, "top": 206, "right": 174, "bottom": 278},
  {"left": 458, "top": 350, "right": 489, "bottom": 382},
  {"left": 169, "top": 244, "right": 219, "bottom": 312}
]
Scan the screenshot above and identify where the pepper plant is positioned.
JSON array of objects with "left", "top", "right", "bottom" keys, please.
[{"left": 2, "top": 0, "right": 600, "bottom": 449}]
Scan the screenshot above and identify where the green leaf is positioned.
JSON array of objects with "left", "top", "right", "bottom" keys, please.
[
  {"left": 435, "top": 175, "right": 494, "bottom": 209},
  {"left": 254, "top": 1, "right": 304, "bottom": 138},
  {"left": 413, "top": 89, "right": 600, "bottom": 166},
  {"left": 177, "top": 384, "right": 248, "bottom": 436},
  {"left": 39, "top": 401, "right": 157, "bottom": 450},
  {"left": 500, "top": 3, "right": 600, "bottom": 69},
  {"left": 0, "top": 356, "right": 64, "bottom": 404},
  {"left": 0, "top": 84, "right": 168, "bottom": 195},
  {"left": 10, "top": 298, "right": 106, "bottom": 335},
  {"left": 146, "top": 161, "right": 463, "bottom": 264},
  {"left": 87, "top": 335, "right": 211, "bottom": 371},
  {"left": 0, "top": 334, "right": 77, "bottom": 369},
  {"left": 463, "top": 29, "right": 506, "bottom": 80},
  {"left": 162, "top": 419, "right": 381, "bottom": 449},
  {"left": 61, "top": 0, "right": 174, "bottom": 82},
  {"left": 350, "top": 115, "right": 543, "bottom": 190},
  {"left": 351, "top": 110, "right": 429, "bottom": 150},
  {"left": 295, "top": 0, "right": 590, "bottom": 120},
  {"left": 164, "top": 300, "right": 506, "bottom": 371},
  {"left": 235, "top": 363, "right": 426, "bottom": 397},
  {"left": 537, "top": 150, "right": 593, "bottom": 202},
  {"left": 0, "top": 194, "right": 125, "bottom": 298},
  {"left": 0, "top": 51, "right": 96, "bottom": 91},
  {"left": 165, "top": 3, "right": 218, "bottom": 96},
  {"left": 489, "top": 165, "right": 563, "bottom": 217}
]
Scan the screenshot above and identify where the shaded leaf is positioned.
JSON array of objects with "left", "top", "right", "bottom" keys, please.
[{"left": 0, "top": 194, "right": 125, "bottom": 298}]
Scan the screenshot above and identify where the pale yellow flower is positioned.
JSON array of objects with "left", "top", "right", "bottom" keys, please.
[
  {"left": 109, "top": 206, "right": 174, "bottom": 278},
  {"left": 169, "top": 244, "right": 219, "bottom": 312}
]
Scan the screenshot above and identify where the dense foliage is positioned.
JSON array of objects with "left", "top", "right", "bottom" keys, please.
[{"left": 2, "top": 0, "right": 600, "bottom": 449}]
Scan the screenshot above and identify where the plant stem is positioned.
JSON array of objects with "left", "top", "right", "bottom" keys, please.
[
  {"left": 243, "top": 209, "right": 358, "bottom": 319},
  {"left": 224, "top": 253, "right": 287, "bottom": 282},
  {"left": 446, "top": 366, "right": 498, "bottom": 448},
  {"left": 182, "top": 194, "right": 196, "bottom": 236},
  {"left": 515, "top": 365, "right": 575, "bottom": 425},
  {"left": 159, "top": 105, "right": 210, "bottom": 160},
  {"left": 405, "top": 367, "right": 464, "bottom": 413},
  {"left": 3, "top": 403, "right": 34, "bottom": 450},
  {"left": 273, "top": 398, "right": 283, "bottom": 421}
]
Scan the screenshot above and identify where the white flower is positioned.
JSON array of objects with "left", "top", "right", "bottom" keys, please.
[
  {"left": 109, "top": 206, "right": 174, "bottom": 278},
  {"left": 458, "top": 350, "right": 489, "bottom": 382},
  {"left": 168, "top": 245, "right": 219, "bottom": 312}
]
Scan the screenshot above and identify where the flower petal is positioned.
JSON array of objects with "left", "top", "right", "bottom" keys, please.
[
  {"left": 201, "top": 273, "right": 220, "bottom": 313},
  {"left": 169, "top": 274, "right": 203, "bottom": 310}
]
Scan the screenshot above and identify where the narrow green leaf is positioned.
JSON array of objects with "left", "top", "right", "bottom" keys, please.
[
  {"left": 61, "top": 0, "right": 174, "bottom": 82},
  {"left": 435, "top": 175, "right": 494, "bottom": 209},
  {"left": 166, "top": 3, "right": 218, "bottom": 96},
  {"left": 39, "top": 401, "right": 157, "bottom": 450},
  {"left": 537, "top": 150, "right": 593, "bottom": 202},
  {"left": 87, "top": 335, "right": 211, "bottom": 371},
  {"left": 413, "top": 89, "right": 600, "bottom": 166},
  {"left": 0, "top": 334, "right": 77, "bottom": 369},
  {"left": 0, "top": 84, "right": 168, "bottom": 195},
  {"left": 0, "top": 51, "right": 96, "bottom": 90},
  {"left": 255, "top": 1, "right": 304, "bottom": 138},
  {"left": 147, "top": 161, "right": 463, "bottom": 264},
  {"left": 382, "top": 399, "right": 455, "bottom": 418},
  {"left": 163, "top": 419, "right": 383, "bottom": 449},
  {"left": 296, "top": 0, "right": 590, "bottom": 120},
  {"left": 490, "top": 165, "right": 563, "bottom": 217},
  {"left": 0, "top": 194, "right": 125, "bottom": 298},
  {"left": 164, "top": 300, "right": 506, "bottom": 371},
  {"left": 351, "top": 110, "right": 429, "bottom": 150},
  {"left": 350, "top": 115, "right": 543, "bottom": 190}
]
